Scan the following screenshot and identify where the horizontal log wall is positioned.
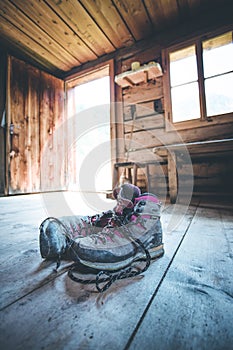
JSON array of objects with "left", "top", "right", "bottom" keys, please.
[{"left": 115, "top": 43, "right": 233, "bottom": 197}]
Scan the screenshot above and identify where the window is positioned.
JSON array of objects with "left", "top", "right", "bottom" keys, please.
[{"left": 166, "top": 31, "right": 233, "bottom": 123}]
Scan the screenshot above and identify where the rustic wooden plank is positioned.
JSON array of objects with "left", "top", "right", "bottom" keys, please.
[
  {"left": 0, "top": 15, "right": 69, "bottom": 72},
  {"left": 121, "top": 49, "right": 162, "bottom": 74},
  {"left": 123, "top": 102, "right": 157, "bottom": 119},
  {"left": 123, "top": 77, "right": 163, "bottom": 104},
  {"left": 0, "top": 1, "right": 80, "bottom": 69},
  {"left": 0, "top": 2, "right": 80, "bottom": 68},
  {"left": 124, "top": 113, "right": 165, "bottom": 133},
  {"left": 136, "top": 101, "right": 156, "bottom": 116},
  {"left": 24, "top": 65, "right": 41, "bottom": 192},
  {"left": 9, "top": 57, "right": 26, "bottom": 193},
  {"left": 113, "top": 0, "right": 152, "bottom": 40},
  {"left": 47, "top": 0, "right": 115, "bottom": 56},
  {"left": 39, "top": 71, "right": 66, "bottom": 192},
  {"left": 153, "top": 138, "right": 233, "bottom": 155},
  {"left": 0, "top": 192, "right": 116, "bottom": 309},
  {"left": 80, "top": 0, "right": 134, "bottom": 48},
  {"left": 0, "top": 198, "right": 197, "bottom": 349},
  {"left": 124, "top": 129, "right": 165, "bottom": 152},
  {"left": 0, "top": 33, "right": 62, "bottom": 76},
  {"left": 0, "top": 48, "right": 6, "bottom": 194},
  {"left": 143, "top": 0, "right": 165, "bottom": 28},
  {"left": 11, "top": 0, "right": 97, "bottom": 63},
  {"left": 8, "top": 57, "right": 66, "bottom": 194},
  {"left": 167, "top": 150, "right": 177, "bottom": 203},
  {"left": 144, "top": 0, "right": 179, "bottom": 29},
  {"left": 128, "top": 206, "right": 233, "bottom": 350},
  {"left": 124, "top": 123, "right": 233, "bottom": 153}
]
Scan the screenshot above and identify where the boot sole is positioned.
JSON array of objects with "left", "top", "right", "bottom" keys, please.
[{"left": 78, "top": 244, "right": 164, "bottom": 271}]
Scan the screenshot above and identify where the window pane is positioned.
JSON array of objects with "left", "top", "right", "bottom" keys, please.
[
  {"left": 205, "top": 73, "right": 233, "bottom": 116},
  {"left": 171, "top": 82, "right": 200, "bottom": 122},
  {"left": 169, "top": 45, "right": 198, "bottom": 86},
  {"left": 203, "top": 31, "right": 233, "bottom": 78}
]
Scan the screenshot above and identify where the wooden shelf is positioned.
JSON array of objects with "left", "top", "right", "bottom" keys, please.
[{"left": 115, "top": 62, "right": 163, "bottom": 88}]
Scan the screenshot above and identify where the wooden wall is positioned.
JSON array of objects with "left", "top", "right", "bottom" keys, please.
[
  {"left": 1, "top": 20, "right": 232, "bottom": 199},
  {"left": 114, "top": 32, "right": 233, "bottom": 198},
  {"left": 0, "top": 48, "right": 7, "bottom": 195},
  {"left": 7, "top": 56, "right": 66, "bottom": 194}
]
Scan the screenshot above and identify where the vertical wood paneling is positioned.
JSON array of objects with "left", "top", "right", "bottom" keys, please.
[
  {"left": 24, "top": 65, "right": 41, "bottom": 192},
  {"left": 8, "top": 56, "right": 66, "bottom": 194},
  {"left": 9, "top": 57, "right": 41, "bottom": 193},
  {"left": 0, "top": 49, "right": 7, "bottom": 194},
  {"left": 40, "top": 71, "right": 66, "bottom": 192},
  {"left": 9, "top": 57, "right": 28, "bottom": 193}
]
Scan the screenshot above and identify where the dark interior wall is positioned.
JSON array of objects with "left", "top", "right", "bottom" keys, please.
[{"left": 0, "top": 48, "right": 7, "bottom": 195}]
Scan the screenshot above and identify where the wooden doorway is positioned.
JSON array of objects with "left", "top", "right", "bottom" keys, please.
[{"left": 65, "top": 61, "right": 114, "bottom": 193}]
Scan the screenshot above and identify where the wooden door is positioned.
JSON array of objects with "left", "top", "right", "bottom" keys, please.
[
  {"left": 7, "top": 56, "right": 66, "bottom": 194},
  {"left": 39, "top": 71, "right": 66, "bottom": 192},
  {"left": 8, "top": 57, "right": 41, "bottom": 194}
]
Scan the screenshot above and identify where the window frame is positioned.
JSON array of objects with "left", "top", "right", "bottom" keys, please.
[{"left": 163, "top": 28, "right": 233, "bottom": 131}]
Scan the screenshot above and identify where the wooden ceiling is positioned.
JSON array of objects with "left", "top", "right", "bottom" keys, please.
[{"left": 0, "top": 0, "right": 232, "bottom": 78}]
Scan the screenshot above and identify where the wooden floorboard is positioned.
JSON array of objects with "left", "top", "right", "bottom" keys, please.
[
  {"left": 127, "top": 206, "right": 233, "bottom": 350},
  {"left": 0, "top": 193, "right": 232, "bottom": 350}
]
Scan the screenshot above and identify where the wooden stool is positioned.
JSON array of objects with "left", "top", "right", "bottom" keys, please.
[{"left": 113, "top": 161, "right": 149, "bottom": 190}]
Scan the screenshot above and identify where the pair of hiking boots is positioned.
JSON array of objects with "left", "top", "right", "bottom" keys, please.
[{"left": 39, "top": 184, "right": 164, "bottom": 273}]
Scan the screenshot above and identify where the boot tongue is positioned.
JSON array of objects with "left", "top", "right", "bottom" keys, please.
[
  {"left": 113, "top": 184, "right": 141, "bottom": 215},
  {"left": 114, "top": 197, "right": 134, "bottom": 215},
  {"left": 134, "top": 194, "right": 160, "bottom": 204}
]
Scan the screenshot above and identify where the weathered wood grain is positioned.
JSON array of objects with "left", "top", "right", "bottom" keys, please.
[
  {"left": 47, "top": 0, "right": 115, "bottom": 56},
  {"left": 0, "top": 0, "right": 81, "bottom": 69},
  {"left": 0, "top": 192, "right": 116, "bottom": 309},
  {"left": 80, "top": 0, "right": 134, "bottom": 48},
  {"left": 123, "top": 77, "right": 163, "bottom": 105},
  {"left": 0, "top": 15, "right": 70, "bottom": 72},
  {"left": 8, "top": 57, "right": 66, "bottom": 194},
  {"left": 128, "top": 206, "right": 233, "bottom": 350},
  {"left": 113, "top": 0, "right": 152, "bottom": 40},
  {"left": 167, "top": 151, "right": 178, "bottom": 203},
  {"left": 124, "top": 114, "right": 165, "bottom": 133},
  {"left": 10, "top": 0, "right": 96, "bottom": 64},
  {"left": 0, "top": 194, "right": 197, "bottom": 349}
]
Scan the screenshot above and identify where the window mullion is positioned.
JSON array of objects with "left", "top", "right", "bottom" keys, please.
[{"left": 196, "top": 40, "right": 207, "bottom": 120}]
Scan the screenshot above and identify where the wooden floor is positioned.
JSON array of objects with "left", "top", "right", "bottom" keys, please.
[{"left": 0, "top": 192, "right": 233, "bottom": 350}]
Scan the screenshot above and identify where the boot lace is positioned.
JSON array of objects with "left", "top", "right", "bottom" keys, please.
[{"left": 41, "top": 216, "right": 152, "bottom": 292}]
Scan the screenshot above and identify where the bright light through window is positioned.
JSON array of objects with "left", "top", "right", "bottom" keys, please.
[
  {"left": 203, "top": 32, "right": 233, "bottom": 78},
  {"left": 205, "top": 73, "right": 233, "bottom": 116},
  {"left": 169, "top": 45, "right": 200, "bottom": 122},
  {"left": 168, "top": 31, "right": 233, "bottom": 122},
  {"left": 203, "top": 32, "right": 233, "bottom": 116}
]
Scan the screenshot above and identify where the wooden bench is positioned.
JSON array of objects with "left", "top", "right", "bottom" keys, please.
[
  {"left": 113, "top": 138, "right": 233, "bottom": 203},
  {"left": 153, "top": 138, "right": 233, "bottom": 203}
]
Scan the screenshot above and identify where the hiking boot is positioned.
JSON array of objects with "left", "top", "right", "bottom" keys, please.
[
  {"left": 39, "top": 184, "right": 141, "bottom": 263},
  {"left": 72, "top": 193, "right": 164, "bottom": 271},
  {"left": 39, "top": 215, "right": 96, "bottom": 262}
]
